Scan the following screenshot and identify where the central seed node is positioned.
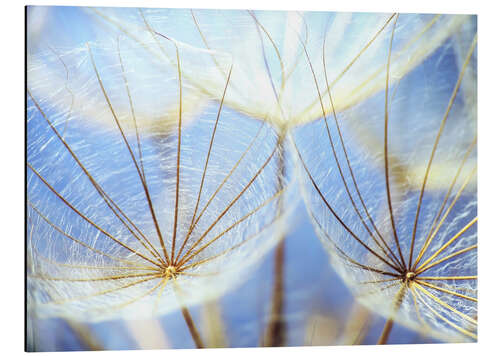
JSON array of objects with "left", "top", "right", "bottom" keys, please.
[
  {"left": 405, "top": 271, "right": 416, "bottom": 281},
  {"left": 164, "top": 265, "right": 177, "bottom": 278}
]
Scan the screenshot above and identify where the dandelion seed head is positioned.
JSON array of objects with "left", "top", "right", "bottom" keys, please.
[
  {"left": 27, "top": 25, "right": 298, "bottom": 322},
  {"left": 293, "top": 14, "right": 477, "bottom": 342}
]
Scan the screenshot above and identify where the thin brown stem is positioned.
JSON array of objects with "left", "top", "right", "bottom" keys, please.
[
  {"left": 116, "top": 36, "right": 146, "bottom": 178},
  {"left": 169, "top": 36, "right": 183, "bottom": 264},
  {"left": 413, "top": 166, "right": 477, "bottom": 268},
  {"left": 177, "top": 121, "right": 267, "bottom": 258},
  {"left": 181, "top": 307, "right": 204, "bottom": 348},
  {"left": 413, "top": 283, "right": 476, "bottom": 325},
  {"left": 328, "top": 14, "right": 442, "bottom": 121},
  {"left": 115, "top": 37, "right": 166, "bottom": 263},
  {"left": 30, "top": 272, "right": 158, "bottom": 282},
  {"left": 411, "top": 135, "right": 477, "bottom": 271},
  {"left": 382, "top": 14, "right": 407, "bottom": 268},
  {"left": 28, "top": 89, "right": 165, "bottom": 266},
  {"left": 417, "top": 276, "right": 477, "bottom": 281},
  {"left": 416, "top": 280, "right": 477, "bottom": 302},
  {"left": 28, "top": 201, "right": 152, "bottom": 269},
  {"left": 179, "top": 202, "right": 287, "bottom": 272},
  {"left": 190, "top": 9, "right": 231, "bottom": 80},
  {"left": 416, "top": 217, "right": 477, "bottom": 274},
  {"left": 248, "top": 10, "right": 286, "bottom": 107},
  {"left": 293, "top": 139, "right": 401, "bottom": 273},
  {"left": 298, "top": 13, "right": 396, "bottom": 119},
  {"left": 97, "top": 276, "right": 165, "bottom": 313},
  {"left": 27, "top": 164, "right": 162, "bottom": 268},
  {"left": 46, "top": 45, "right": 74, "bottom": 139},
  {"left": 409, "top": 284, "right": 430, "bottom": 331},
  {"left": 49, "top": 275, "right": 161, "bottom": 305},
  {"left": 263, "top": 133, "right": 287, "bottom": 347},
  {"left": 358, "top": 281, "right": 402, "bottom": 300},
  {"left": 153, "top": 278, "right": 170, "bottom": 313},
  {"left": 412, "top": 285, "right": 477, "bottom": 339},
  {"left": 178, "top": 184, "right": 286, "bottom": 268},
  {"left": 359, "top": 277, "right": 400, "bottom": 285},
  {"left": 176, "top": 64, "right": 233, "bottom": 265},
  {"left": 309, "top": 212, "right": 399, "bottom": 278},
  {"left": 416, "top": 244, "right": 477, "bottom": 276},
  {"left": 377, "top": 284, "right": 406, "bottom": 344},
  {"left": 377, "top": 319, "right": 395, "bottom": 345},
  {"left": 263, "top": 239, "right": 286, "bottom": 347},
  {"left": 173, "top": 280, "right": 205, "bottom": 348},
  {"left": 65, "top": 321, "right": 103, "bottom": 351},
  {"left": 32, "top": 255, "right": 155, "bottom": 272},
  {"left": 177, "top": 138, "right": 281, "bottom": 266},
  {"left": 320, "top": 27, "right": 404, "bottom": 271},
  {"left": 87, "top": 44, "right": 170, "bottom": 265},
  {"left": 408, "top": 34, "right": 477, "bottom": 268}
]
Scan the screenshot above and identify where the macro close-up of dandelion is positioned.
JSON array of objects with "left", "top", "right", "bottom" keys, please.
[
  {"left": 293, "top": 14, "right": 477, "bottom": 342},
  {"left": 25, "top": 5, "right": 477, "bottom": 351}
]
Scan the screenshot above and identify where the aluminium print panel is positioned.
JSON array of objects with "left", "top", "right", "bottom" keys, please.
[{"left": 26, "top": 6, "right": 477, "bottom": 351}]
